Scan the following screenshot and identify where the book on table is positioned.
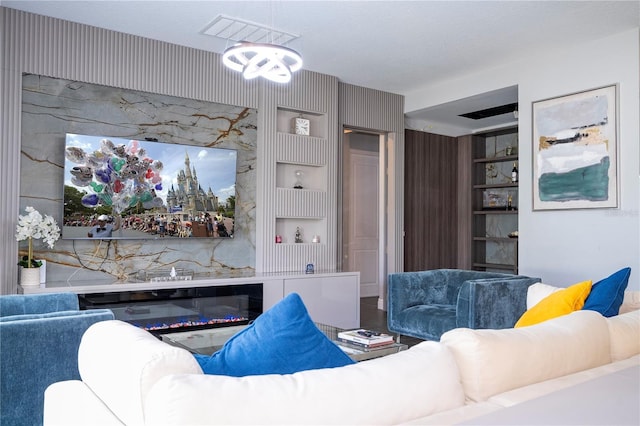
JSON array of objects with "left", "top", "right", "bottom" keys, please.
[
  {"left": 336, "top": 339, "right": 398, "bottom": 353},
  {"left": 337, "top": 329, "right": 394, "bottom": 348}
]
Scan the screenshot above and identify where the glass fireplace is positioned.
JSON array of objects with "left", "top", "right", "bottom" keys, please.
[{"left": 79, "top": 283, "right": 262, "bottom": 336}]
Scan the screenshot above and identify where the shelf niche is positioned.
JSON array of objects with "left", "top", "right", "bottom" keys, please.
[
  {"left": 276, "top": 163, "right": 326, "bottom": 191},
  {"left": 275, "top": 218, "right": 326, "bottom": 245},
  {"left": 276, "top": 107, "right": 326, "bottom": 139}
]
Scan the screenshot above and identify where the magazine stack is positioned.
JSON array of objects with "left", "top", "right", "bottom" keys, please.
[{"left": 337, "top": 329, "right": 394, "bottom": 349}]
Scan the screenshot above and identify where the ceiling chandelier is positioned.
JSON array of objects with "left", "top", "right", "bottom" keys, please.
[{"left": 222, "top": 41, "right": 303, "bottom": 84}]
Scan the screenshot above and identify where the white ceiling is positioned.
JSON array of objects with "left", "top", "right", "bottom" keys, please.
[{"left": 4, "top": 1, "right": 639, "bottom": 136}]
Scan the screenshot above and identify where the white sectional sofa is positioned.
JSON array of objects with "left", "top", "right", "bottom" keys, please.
[{"left": 44, "top": 298, "right": 639, "bottom": 425}]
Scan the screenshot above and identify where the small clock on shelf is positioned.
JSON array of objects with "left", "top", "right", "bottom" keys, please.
[{"left": 292, "top": 114, "right": 310, "bottom": 136}]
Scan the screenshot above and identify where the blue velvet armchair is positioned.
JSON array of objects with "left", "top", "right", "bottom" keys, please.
[
  {"left": 0, "top": 293, "right": 114, "bottom": 426},
  {"left": 388, "top": 269, "right": 541, "bottom": 341}
]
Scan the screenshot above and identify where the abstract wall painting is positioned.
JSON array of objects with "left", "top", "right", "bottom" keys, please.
[{"left": 532, "top": 85, "right": 618, "bottom": 210}]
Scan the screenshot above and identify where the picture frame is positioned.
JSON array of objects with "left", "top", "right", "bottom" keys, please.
[{"left": 532, "top": 84, "right": 618, "bottom": 210}]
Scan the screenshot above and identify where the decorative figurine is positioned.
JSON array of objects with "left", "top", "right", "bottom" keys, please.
[
  {"left": 295, "top": 227, "right": 303, "bottom": 243},
  {"left": 294, "top": 169, "right": 304, "bottom": 189}
]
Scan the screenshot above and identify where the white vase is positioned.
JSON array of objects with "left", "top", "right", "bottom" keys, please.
[{"left": 20, "top": 267, "right": 41, "bottom": 287}]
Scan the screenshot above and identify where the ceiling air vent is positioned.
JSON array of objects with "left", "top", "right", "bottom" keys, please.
[
  {"left": 459, "top": 103, "right": 518, "bottom": 120},
  {"left": 202, "top": 15, "right": 299, "bottom": 45}
]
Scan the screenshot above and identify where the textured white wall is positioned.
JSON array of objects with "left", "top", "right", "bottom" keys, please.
[
  {"left": 517, "top": 29, "right": 639, "bottom": 290},
  {"left": 406, "top": 28, "right": 640, "bottom": 290}
]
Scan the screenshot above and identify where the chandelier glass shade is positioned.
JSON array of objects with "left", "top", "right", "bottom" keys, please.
[{"left": 222, "top": 42, "right": 303, "bottom": 83}]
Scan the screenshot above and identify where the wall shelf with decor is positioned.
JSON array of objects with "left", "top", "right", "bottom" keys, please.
[
  {"left": 258, "top": 77, "right": 339, "bottom": 274},
  {"left": 274, "top": 183, "right": 327, "bottom": 248},
  {"left": 272, "top": 107, "right": 329, "bottom": 254},
  {"left": 473, "top": 236, "right": 515, "bottom": 242},
  {"left": 473, "top": 210, "right": 518, "bottom": 215},
  {"left": 471, "top": 126, "right": 519, "bottom": 274},
  {"left": 473, "top": 154, "right": 519, "bottom": 164},
  {"left": 473, "top": 182, "right": 518, "bottom": 190},
  {"left": 276, "top": 163, "right": 326, "bottom": 191},
  {"left": 275, "top": 218, "right": 326, "bottom": 246},
  {"left": 276, "top": 107, "right": 326, "bottom": 139}
]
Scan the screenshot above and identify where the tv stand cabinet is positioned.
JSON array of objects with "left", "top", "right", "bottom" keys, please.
[{"left": 18, "top": 271, "right": 360, "bottom": 329}]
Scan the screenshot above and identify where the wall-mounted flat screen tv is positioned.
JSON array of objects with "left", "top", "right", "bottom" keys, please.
[{"left": 63, "top": 134, "right": 237, "bottom": 240}]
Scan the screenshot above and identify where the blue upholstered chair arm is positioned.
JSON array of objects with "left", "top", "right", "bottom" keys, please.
[
  {"left": 0, "top": 292, "right": 79, "bottom": 316},
  {"left": 389, "top": 269, "right": 477, "bottom": 312},
  {"left": 388, "top": 269, "right": 541, "bottom": 341},
  {"left": 388, "top": 269, "right": 526, "bottom": 311},
  {"left": 456, "top": 276, "right": 541, "bottom": 330},
  {"left": 0, "top": 293, "right": 113, "bottom": 426}
]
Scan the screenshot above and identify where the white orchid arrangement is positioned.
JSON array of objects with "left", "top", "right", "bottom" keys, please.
[{"left": 15, "top": 206, "right": 61, "bottom": 268}]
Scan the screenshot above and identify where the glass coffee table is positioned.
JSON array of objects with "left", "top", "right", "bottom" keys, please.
[
  {"left": 161, "top": 323, "right": 408, "bottom": 362},
  {"left": 160, "top": 324, "right": 248, "bottom": 355},
  {"left": 315, "top": 323, "right": 408, "bottom": 362}
]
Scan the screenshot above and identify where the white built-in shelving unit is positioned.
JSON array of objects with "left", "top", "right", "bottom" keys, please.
[{"left": 257, "top": 73, "right": 339, "bottom": 274}]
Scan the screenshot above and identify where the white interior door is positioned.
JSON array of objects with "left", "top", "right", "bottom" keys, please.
[{"left": 343, "top": 132, "right": 380, "bottom": 297}]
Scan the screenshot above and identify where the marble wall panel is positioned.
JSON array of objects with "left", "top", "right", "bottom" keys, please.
[{"left": 20, "top": 74, "right": 257, "bottom": 282}]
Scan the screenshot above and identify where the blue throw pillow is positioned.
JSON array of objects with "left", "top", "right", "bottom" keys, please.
[
  {"left": 582, "top": 267, "right": 631, "bottom": 317},
  {"left": 194, "top": 293, "right": 355, "bottom": 376}
]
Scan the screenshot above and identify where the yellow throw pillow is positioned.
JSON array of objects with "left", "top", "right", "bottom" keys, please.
[{"left": 515, "top": 280, "right": 593, "bottom": 327}]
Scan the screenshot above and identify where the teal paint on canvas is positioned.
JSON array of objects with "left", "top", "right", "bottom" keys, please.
[{"left": 539, "top": 156, "right": 609, "bottom": 202}]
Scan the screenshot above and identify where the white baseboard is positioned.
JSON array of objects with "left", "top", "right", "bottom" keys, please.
[{"left": 360, "top": 283, "right": 379, "bottom": 298}]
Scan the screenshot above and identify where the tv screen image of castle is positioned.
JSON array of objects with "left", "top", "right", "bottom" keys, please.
[{"left": 62, "top": 134, "right": 238, "bottom": 240}]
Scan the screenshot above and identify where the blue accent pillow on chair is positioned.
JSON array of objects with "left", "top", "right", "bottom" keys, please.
[
  {"left": 194, "top": 293, "right": 355, "bottom": 376},
  {"left": 582, "top": 267, "right": 631, "bottom": 317}
]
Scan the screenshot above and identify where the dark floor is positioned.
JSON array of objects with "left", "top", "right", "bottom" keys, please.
[{"left": 359, "top": 297, "right": 424, "bottom": 347}]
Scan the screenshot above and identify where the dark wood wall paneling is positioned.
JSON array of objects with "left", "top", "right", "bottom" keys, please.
[
  {"left": 404, "top": 129, "right": 462, "bottom": 271},
  {"left": 456, "top": 135, "right": 473, "bottom": 269}
]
